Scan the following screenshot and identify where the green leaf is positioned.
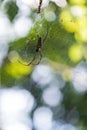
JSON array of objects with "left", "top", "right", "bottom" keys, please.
[
  {"left": 9, "top": 17, "right": 75, "bottom": 66},
  {"left": 5, "top": 1, "right": 18, "bottom": 22}
]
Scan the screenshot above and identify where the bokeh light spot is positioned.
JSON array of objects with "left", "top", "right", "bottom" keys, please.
[
  {"left": 44, "top": 10, "right": 56, "bottom": 22},
  {"left": 72, "top": 62, "right": 87, "bottom": 93},
  {"left": 42, "top": 86, "right": 63, "bottom": 107},
  {"left": 32, "top": 65, "right": 54, "bottom": 87},
  {"left": 69, "top": 44, "right": 82, "bottom": 62},
  {"left": 33, "top": 106, "right": 53, "bottom": 130}
]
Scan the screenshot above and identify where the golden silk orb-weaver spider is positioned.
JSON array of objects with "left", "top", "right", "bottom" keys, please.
[{"left": 19, "top": 30, "right": 48, "bottom": 66}]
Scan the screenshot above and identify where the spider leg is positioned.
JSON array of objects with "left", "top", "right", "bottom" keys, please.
[
  {"left": 24, "top": 53, "right": 37, "bottom": 66},
  {"left": 18, "top": 53, "right": 37, "bottom": 66},
  {"left": 21, "top": 48, "right": 42, "bottom": 66}
]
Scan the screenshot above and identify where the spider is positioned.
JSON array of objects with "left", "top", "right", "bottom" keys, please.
[
  {"left": 37, "top": 0, "right": 43, "bottom": 13},
  {"left": 19, "top": 30, "right": 48, "bottom": 66}
]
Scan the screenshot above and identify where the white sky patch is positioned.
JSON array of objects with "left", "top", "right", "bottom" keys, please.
[
  {"left": 32, "top": 65, "right": 54, "bottom": 87},
  {"left": 0, "top": 12, "right": 32, "bottom": 44},
  {"left": 42, "top": 86, "right": 63, "bottom": 107},
  {"left": 22, "top": 0, "right": 49, "bottom": 9},
  {"left": 70, "top": 6, "right": 85, "bottom": 17},
  {"left": 51, "top": 0, "right": 67, "bottom": 7},
  {"left": 0, "top": 13, "right": 15, "bottom": 41},
  {"left": 13, "top": 16, "right": 32, "bottom": 37},
  {"left": 16, "top": 0, "right": 31, "bottom": 16},
  {"left": 1, "top": 88, "right": 35, "bottom": 117},
  {"left": 0, "top": 88, "right": 34, "bottom": 130},
  {"left": 2, "top": 122, "right": 32, "bottom": 130},
  {"left": 33, "top": 106, "right": 53, "bottom": 130},
  {"left": 72, "top": 62, "right": 87, "bottom": 93}
]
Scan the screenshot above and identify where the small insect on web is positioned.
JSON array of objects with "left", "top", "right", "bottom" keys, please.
[
  {"left": 19, "top": 29, "right": 48, "bottom": 66},
  {"left": 37, "top": 0, "right": 43, "bottom": 13}
]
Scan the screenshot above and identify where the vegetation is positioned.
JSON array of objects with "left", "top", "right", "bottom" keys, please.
[{"left": 0, "top": 0, "right": 87, "bottom": 129}]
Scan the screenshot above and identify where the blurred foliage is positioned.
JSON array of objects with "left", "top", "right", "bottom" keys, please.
[
  {"left": 1, "top": 0, "right": 87, "bottom": 129},
  {"left": 5, "top": 1, "right": 18, "bottom": 22}
]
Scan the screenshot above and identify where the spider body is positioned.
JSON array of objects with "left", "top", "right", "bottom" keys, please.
[
  {"left": 36, "top": 37, "right": 43, "bottom": 52},
  {"left": 27, "top": 36, "right": 43, "bottom": 65}
]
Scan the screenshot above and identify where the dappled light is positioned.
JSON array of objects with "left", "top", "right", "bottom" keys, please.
[
  {"left": 33, "top": 106, "right": 53, "bottom": 130},
  {"left": 8, "top": 50, "right": 19, "bottom": 63},
  {"left": 52, "top": 121, "right": 76, "bottom": 130},
  {"left": 14, "top": 16, "right": 32, "bottom": 37},
  {"left": 44, "top": 10, "right": 56, "bottom": 22},
  {"left": 68, "top": 44, "right": 82, "bottom": 62},
  {"left": 0, "top": 88, "right": 34, "bottom": 130},
  {"left": 0, "top": 0, "right": 87, "bottom": 130},
  {"left": 42, "top": 86, "right": 63, "bottom": 106},
  {"left": 22, "top": 0, "right": 49, "bottom": 9},
  {"left": 5, "top": 61, "right": 31, "bottom": 78},
  {"left": 70, "top": 6, "right": 86, "bottom": 17},
  {"left": 52, "top": 0, "right": 67, "bottom": 7},
  {"left": 3, "top": 123, "right": 32, "bottom": 130},
  {"left": 72, "top": 61, "right": 87, "bottom": 93},
  {"left": 32, "top": 65, "right": 54, "bottom": 87},
  {"left": 0, "top": 13, "right": 15, "bottom": 42},
  {"left": 1, "top": 88, "right": 35, "bottom": 115}
]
